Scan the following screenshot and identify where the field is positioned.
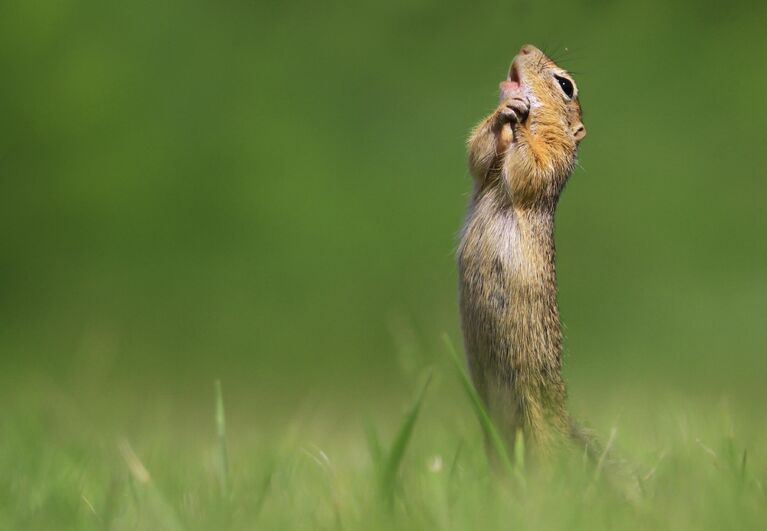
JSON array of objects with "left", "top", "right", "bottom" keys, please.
[
  {"left": 2, "top": 0, "right": 767, "bottom": 529},
  {"left": 4, "top": 361, "right": 767, "bottom": 530}
]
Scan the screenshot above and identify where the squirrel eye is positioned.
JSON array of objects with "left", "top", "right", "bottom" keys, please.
[{"left": 554, "top": 75, "right": 574, "bottom": 99}]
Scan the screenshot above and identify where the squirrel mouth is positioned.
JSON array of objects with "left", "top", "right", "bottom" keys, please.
[
  {"left": 507, "top": 60, "right": 522, "bottom": 90},
  {"left": 499, "top": 60, "right": 522, "bottom": 99}
]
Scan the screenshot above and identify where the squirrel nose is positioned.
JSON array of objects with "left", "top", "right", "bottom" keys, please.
[{"left": 519, "top": 44, "right": 534, "bottom": 55}]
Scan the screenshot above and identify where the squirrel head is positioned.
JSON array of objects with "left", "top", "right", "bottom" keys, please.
[{"left": 498, "top": 44, "right": 586, "bottom": 206}]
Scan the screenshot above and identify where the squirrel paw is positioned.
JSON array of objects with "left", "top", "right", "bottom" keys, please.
[{"left": 498, "top": 96, "right": 530, "bottom": 125}]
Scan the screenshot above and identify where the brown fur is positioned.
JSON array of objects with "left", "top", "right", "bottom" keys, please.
[{"left": 458, "top": 44, "right": 586, "bottom": 458}]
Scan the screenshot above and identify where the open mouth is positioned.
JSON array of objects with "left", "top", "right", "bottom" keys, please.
[
  {"left": 507, "top": 60, "right": 521, "bottom": 90},
  {"left": 499, "top": 57, "right": 524, "bottom": 101}
]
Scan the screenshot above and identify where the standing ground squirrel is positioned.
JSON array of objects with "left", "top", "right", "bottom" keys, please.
[{"left": 458, "top": 44, "right": 588, "bottom": 458}]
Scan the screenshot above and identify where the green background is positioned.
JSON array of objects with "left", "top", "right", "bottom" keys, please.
[
  {"left": 3, "top": 1, "right": 767, "bottom": 528},
  {"left": 2, "top": 0, "right": 766, "bottom": 429}
]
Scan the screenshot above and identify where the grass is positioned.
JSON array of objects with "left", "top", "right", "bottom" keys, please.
[
  {"left": 2, "top": 360, "right": 766, "bottom": 531},
  {"left": 443, "top": 335, "right": 519, "bottom": 483}
]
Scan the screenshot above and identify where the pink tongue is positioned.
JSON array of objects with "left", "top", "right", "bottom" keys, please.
[
  {"left": 499, "top": 79, "right": 520, "bottom": 101},
  {"left": 500, "top": 80, "right": 520, "bottom": 91}
]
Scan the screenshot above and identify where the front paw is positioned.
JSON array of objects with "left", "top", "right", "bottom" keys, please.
[{"left": 498, "top": 96, "right": 530, "bottom": 125}]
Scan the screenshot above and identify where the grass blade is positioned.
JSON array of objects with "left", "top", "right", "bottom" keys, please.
[
  {"left": 252, "top": 462, "right": 275, "bottom": 519},
  {"left": 215, "top": 379, "right": 230, "bottom": 497},
  {"left": 364, "top": 417, "right": 384, "bottom": 471},
  {"left": 592, "top": 426, "right": 617, "bottom": 484},
  {"left": 513, "top": 429, "right": 526, "bottom": 474},
  {"left": 442, "top": 334, "right": 518, "bottom": 483},
  {"left": 118, "top": 438, "right": 185, "bottom": 531},
  {"left": 380, "top": 369, "right": 433, "bottom": 507}
]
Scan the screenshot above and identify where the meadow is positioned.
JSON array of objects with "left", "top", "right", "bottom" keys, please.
[
  {"left": 4, "top": 353, "right": 767, "bottom": 530},
  {"left": 2, "top": 0, "right": 766, "bottom": 528}
]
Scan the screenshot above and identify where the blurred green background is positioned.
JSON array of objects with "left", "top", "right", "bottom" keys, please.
[{"left": 1, "top": 0, "right": 766, "bottom": 412}]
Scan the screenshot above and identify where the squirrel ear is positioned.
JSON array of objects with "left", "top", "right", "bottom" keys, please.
[{"left": 573, "top": 123, "right": 586, "bottom": 141}]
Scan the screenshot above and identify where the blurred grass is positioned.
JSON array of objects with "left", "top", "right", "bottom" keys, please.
[
  {"left": 2, "top": 370, "right": 767, "bottom": 530},
  {"left": 1, "top": 0, "right": 766, "bottom": 527}
]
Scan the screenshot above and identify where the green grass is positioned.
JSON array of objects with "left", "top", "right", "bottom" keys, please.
[{"left": 2, "top": 363, "right": 766, "bottom": 531}]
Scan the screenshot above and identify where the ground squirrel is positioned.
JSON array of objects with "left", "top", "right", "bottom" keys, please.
[{"left": 458, "top": 44, "right": 588, "bottom": 458}]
